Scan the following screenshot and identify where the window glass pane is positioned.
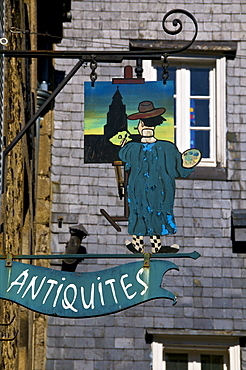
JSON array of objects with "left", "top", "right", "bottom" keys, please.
[
  {"left": 157, "top": 67, "right": 176, "bottom": 94},
  {"left": 201, "top": 355, "right": 224, "bottom": 370},
  {"left": 190, "top": 130, "right": 210, "bottom": 158},
  {"left": 191, "top": 68, "right": 210, "bottom": 96},
  {"left": 190, "top": 99, "right": 210, "bottom": 127},
  {"left": 165, "top": 353, "right": 188, "bottom": 370}
]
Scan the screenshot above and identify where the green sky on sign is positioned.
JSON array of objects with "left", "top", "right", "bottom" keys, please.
[{"left": 84, "top": 80, "right": 174, "bottom": 142}]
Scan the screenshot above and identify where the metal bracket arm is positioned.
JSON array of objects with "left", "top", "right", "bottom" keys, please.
[
  {"left": 3, "top": 59, "right": 84, "bottom": 158},
  {"left": 1, "top": 59, "right": 84, "bottom": 193},
  {"left": 0, "top": 251, "right": 201, "bottom": 260},
  {"left": 0, "top": 9, "right": 198, "bottom": 60}
]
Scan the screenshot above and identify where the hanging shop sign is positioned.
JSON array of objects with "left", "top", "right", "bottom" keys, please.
[
  {"left": 0, "top": 259, "right": 180, "bottom": 318},
  {"left": 0, "top": 9, "right": 201, "bottom": 319},
  {"left": 87, "top": 79, "right": 202, "bottom": 251}
]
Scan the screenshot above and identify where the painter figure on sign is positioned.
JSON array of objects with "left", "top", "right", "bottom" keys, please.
[{"left": 114, "top": 101, "right": 201, "bottom": 254}]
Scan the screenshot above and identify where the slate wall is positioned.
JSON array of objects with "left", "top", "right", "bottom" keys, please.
[{"left": 47, "top": 1, "right": 246, "bottom": 369}]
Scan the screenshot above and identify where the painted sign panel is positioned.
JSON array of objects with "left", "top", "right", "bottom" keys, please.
[
  {"left": 0, "top": 259, "right": 178, "bottom": 318},
  {"left": 84, "top": 81, "right": 174, "bottom": 163}
]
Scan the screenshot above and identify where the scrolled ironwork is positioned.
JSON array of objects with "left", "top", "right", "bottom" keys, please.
[
  {"left": 0, "top": 315, "right": 16, "bottom": 326},
  {"left": 162, "top": 9, "right": 198, "bottom": 55},
  {"left": 0, "top": 331, "right": 18, "bottom": 342}
]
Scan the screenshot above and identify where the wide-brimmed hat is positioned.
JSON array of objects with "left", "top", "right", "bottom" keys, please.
[{"left": 127, "top": 101, "right": 166, "bottom": 120}]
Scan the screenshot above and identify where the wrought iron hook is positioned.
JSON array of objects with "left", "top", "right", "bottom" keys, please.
[
  {"left": 0, "top": 315, "right": 16, "bottom": 326},
  {"left": 161, "top": 9, "right": 198, "bottom": 84},
  {"left": 0, "top": 330, "right": 18, "bottom": 341},
  {"left": 0, "top": 315, "right": 18, "bottom": 342},
  {"left": 162, "top": 9, "right": 198, "bottom": 55}
]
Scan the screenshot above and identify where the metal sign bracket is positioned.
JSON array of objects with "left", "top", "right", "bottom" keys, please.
[
  {"left": 0, "top": 9, "right": 198, "bottom": 193},
  {"left": 5, "top": 253, "right": 13, "bottom": 267},
  {"left": 143, "top": 253, "right": 151, "bottom": 268}
]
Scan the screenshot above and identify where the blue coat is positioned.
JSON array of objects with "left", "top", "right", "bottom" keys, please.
[{"left": 119, "top": 140, "right": 193, "bottom": 236}]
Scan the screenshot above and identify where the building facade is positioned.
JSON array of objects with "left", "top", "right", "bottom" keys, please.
[
  {"left": 1, "top": 0, "right": 246, "bottom": 369},
  {"left": 46, "top": 1, "right": 246, "bottom": 369}
]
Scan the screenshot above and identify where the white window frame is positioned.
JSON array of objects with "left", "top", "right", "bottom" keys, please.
[
  {"left": 143, "top": 56, "right": 226, "bottom": 168},
  {"left": 151, "top": 340, "right": 240, "bottom": 370}
]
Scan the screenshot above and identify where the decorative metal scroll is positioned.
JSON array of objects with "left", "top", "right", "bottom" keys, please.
[
  {"left": 161, "top": 9, "right": 198, "bottom": 84},
  {"left": 0, "top": 315, "right": 18, "bottom": 342},
  {"left": 162, "top": 9, "right": 198, "bottom": 55}
]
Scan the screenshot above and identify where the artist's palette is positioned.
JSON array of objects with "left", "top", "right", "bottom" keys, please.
[{"left": 182, "top": 148, "right": 202, "bottom": 168}]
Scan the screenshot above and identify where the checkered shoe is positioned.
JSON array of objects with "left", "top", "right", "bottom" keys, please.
[
  {"left": 153, "top": 244, "right": 180, "bottom": 254},
  {"left": 150, "top": 236, "right": 162, "bottom": 253},
  {"left": 132, "top": 235, "right": 144, "bottom": 253}
]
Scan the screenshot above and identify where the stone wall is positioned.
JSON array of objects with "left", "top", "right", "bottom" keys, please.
[
  {"left": 0, "top": 1, "right": 52, "bottom": 369},
  {"left": 1, "top": 2, "right": 31, "bottom": 368}
]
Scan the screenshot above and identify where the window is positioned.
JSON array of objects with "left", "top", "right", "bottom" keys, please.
[
  {"left": 164, "top": 350, "right": 227, "bottom": 370},
  {"left": 143, "top": 57, "right": 226, "bottom": 168},
  {"left": 150, "top": 336, "right": 241, "bottom": 370}
]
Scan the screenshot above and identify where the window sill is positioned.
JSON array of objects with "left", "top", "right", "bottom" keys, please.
[{"left": 184, "top": 166, "right": 227, "bottom": 181}]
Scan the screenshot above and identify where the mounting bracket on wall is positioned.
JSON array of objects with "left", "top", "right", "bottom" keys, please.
[{"left": 0, "top": 9, "right": 198, "bottom": 195}]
